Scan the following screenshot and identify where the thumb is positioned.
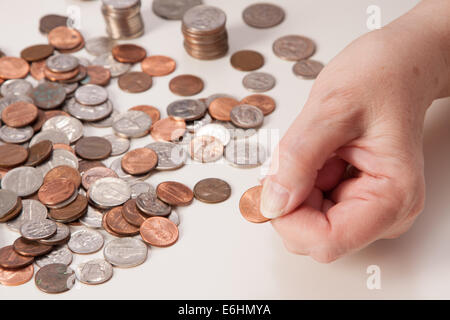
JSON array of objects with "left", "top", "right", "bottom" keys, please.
[{"left": 260, "top": 106, "right": 360, "bottom": 219}]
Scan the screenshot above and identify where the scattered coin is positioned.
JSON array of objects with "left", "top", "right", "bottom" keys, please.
[
  {"left": 156, "top": 181, "right": 194, "bottom": 206},
  {"left": 225, "top": 139, "right": 267, "bottom": 168},
  {"left": 145, "top": 141, "right": 187, "bottom": 170},
  {"left": 93, "top": 53, "right": 131, "bottom": 77},
  {"left": 30, "top": 129, "right": 69, "bottom": 147},
  {"left": 0, "top": 57, "right": 30, "bottom": 79},
  {"left": 0, "top": 264, "right": 34, "bottom": 286},
  {"left": 89, "top": 108, "right": 119, "bottom": 128},
  {"left": 0, "top": 189, "right": 19, "bottom": 222},
  {"left": 89, "top": 177, "right": 131, "bottom": 208},
  {"left": 46, "top": 54, "right": 79, "bottom": 73},
  {"left": 112, "top": 44, "right": 147, "bottom": 63},
  {"left": 230, "top": 104, "right": 264, "bottom": 129},
  {"left": 75, "top": 259, "right": 113, "bottom": 285},
  {"left": 83, "top": 65, "right": 111, "bottom": 86},
  {"left": 44, "top": 165, "right": 81, "bottom": 189},
  {"left": 208, "top": 97, "right": 240, "bottom": 121},
  {"left": 68, "top": 229, "right": 104, "bottom": 254},
  {"left": 81, "top": 167, "right": 118, "bottom": 191},
  {"left": 167, "top": 99, "right": 207, "bottom": 122},
  {"left": 141, "top": 55, "right": 176, "bottom": 76},
  {"left": 48, "top": 194, "right": 88, "bottom": 223},
  {"left": 13, "top": 237, "right": 53, "bottom": 257},
  {"left": 122, "top": 199, "right": 147, "bottom": 227},
  {"left": 78, "top": 160, "right": 106, "bottom": 176},
  {"left": 66, "top": 98, "right": 113, "bottom": 122},
  {"left": 189, "top": 135, "right": 224, "bottom": 162},
  {"left": 2, "top": 166, "right": 43, "bottom": 197},
  {"left": 105, "top": 206, "right": 140, "bottom": 236},
  {"left": 75, "top": 84, "right": 108, "bottom": 106},
  {"left": 243, "top": 3, "right": 285, "bottom": 29},
  {"left": 129, "top": 105, "right": 160, "bottom": 124},
  {"left": 140, "top": 216, "right": 179, "bottom": 247},
  {"left": 79, "top": 206, "right": 104, "bottom": 229},
  {"left": 109, "top": 157, "right": 151, "bottom": 183},
  {"left": 194, "top": 178, "right": 231, "bottom": 203},
  {"left": 129, "top": 181, "right": 154, "bottom": 199},
  {"left": 242, "top": 72, "right": 276, "bottom": 92},
  {"left": 36, "top": 148, "right": 79, "bottom": 177},
  {"left": 0, "top": 79, "right": 33, "bottom": 96},
  {"left": 241, "top": 94, "right": 276, "bottom": 115},
  {"left": 136, "top": 191, "right": 171, "bottom": 217},
  {"left": 0, "top": 125, "right": 32, "bottom": 144},
  {"left": 0, "top": 245, "right": 34, "bottom": 269},
  {"left": 35, "top": 263, "right": 76, "bottom": 294},
  {"left": 48, "top": 26, "right": 84, "bottom": 50},
  {"left": 169, "top": 75, "right": 204, "bottom": 96},
  {"left": 75, "top": 136, "right": 112, "bottom": 160},
  {"left": 38, "top": 178, "right": 76, "bottom": 206},
  {"left": 113, "top": 110, "right": 152, "bottom": 138},
  {"left": 35, "top": 246, "right": 73, "bottom": 267},
  {"left": 39, "top": 14, "right": 68, "bottom": 34},
  {"left": 0, "top": 197, "right": 22, "bottom": 223},
  {"left": 121, "top": 148, "right": 158, "bottom": 176},
  {"left": 151, "top": 117, "right": 186, "bottom": 142},
  {"left": 85, "top": 36, "right": 115, "bottom": 56},
  {"left": 0, "top": 144, "right": 29, "bottom": 168},
  {"left": 186, "top": 112, "right": 212, "bottom": 133},
  {"left": 30, "top": 60, "right": 46, "bottom": 80},
  {"left": 6, "top": 199, "right": 48, "bottom": 232},
  {"left": 42, "top": 115, "right": 84, "bottom": 144},
  {"left": 239, "top": 185, "right": 270, "bottom": 223},
  {"left": 103, "top": 238, "right": 148, "bottom": 268},
  {"left": 118, "top": 71, "right": 153, "bottom": 93},
  {"left": 20, "top": 219, "right": 57, "bottom": 241},
  {"left": 152, "top": 0, "right": 202, "bottom": 20},
  {"left": 293, "top": 59, "right": 324, "bottom": 79},
  {"left": 44, "top": 65, "right": 80, "bottom": 81},
  {"left": 2, "top": 101, "right": 38, "bottom": 128},
  {"left": 31, "top": 82, "right": 66, "bottom": 110},
  {"left": 230, "top": 50, "right": 264, "bottom": 72},
  {"left": 273, "top": 35, "right": 316, "bottom": 61}
]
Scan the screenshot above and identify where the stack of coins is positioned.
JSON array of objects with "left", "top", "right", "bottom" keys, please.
[
  {"left": 101, "top": 0, "right": 144, "bottom": 40},
  {"left": 182, "top": 5, "right": 229, "bottom": 60}
]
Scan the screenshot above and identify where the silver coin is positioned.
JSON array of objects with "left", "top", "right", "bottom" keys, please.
[
  {"left": 31, "top": 82, "right": 66, "bottom": 110},
  {"left": 243, "top": 3, "right": 285, "bottom": 29},
  {"left": 196, "top": 123, "right": 231, "bottom": 146},
  {"left": 89, "top": 109, "right": 120, "bottom": 128},
  {"left": 153, "top": 0, "right": 202, "bottom": 20},
  {"left": 103, "top": 238, "right": 148, "bottom": 268},
  {"left": 30, "top": 128, "right": 70, "bottom": 146},
  {"left": 167, "top": 99, "right": 207, "bottom": 121},
  {"left": 168, "top": 210, "right": 180, "bottom": 226},
  {"left": 136, "top": 191, "right": 171, "bottom": 217},
  {"left": 77, "top": 57, "right": 91, "bottom": 67},
  {"left": 0, "top": 94, "right": 34, "bottom": 122},
  {"left": 129, "top": 181, "right": 154, "bottom": 199},
  {"left": 75, "top": 84, "right": 108, "bottom": 106},
  {"left": 109, "top": 157, "right": 152, "bottom": 182},
  {"left": 0, "top": 79, "right": 33, "bottom": 97},
  {"left": 85, "top": 36, "right": 116, "bottom": 56},
  {"left": 230, "top": 104, "right": 264, "bottom": 129},
  {"left": 0, "top": 189, "right": 18, "bottom": 220},
  {"left": 66, "top": 98, "right": 113, "bottom": 122},
  {"left": 37, "top": 149, "right": 79, "bottom": 177},
  {"left": 39, "top": 222, "right": 70, "bottom": 245},
  {"left": 20, "top": 219, "right": 57, "bottom": 241},
  {"left": 273, "top": 35, "right": 316, "bottom": 61},
  {"left": 89, "top": 177, "right": 131, "bottom": 208},
  {"left": 60, "top": 82, "right": 78, "bottom": 95},
  {"left": 293, "top": 59, "right": 324, "bottom": 79},
  {"left": 93, "top": 54, "right": 131, "bottom": 78},
  {"left": 224, "top": 139, "right": 267, "bottom": 168},
  {"left": 145, "top": 141, "right": 187, "bottom": 170},
  {"left": 75, "top": 259, "right": 113, "bottom": 285},
  {"left": 103, "top": 134, "right": 130, "bottom": 156},
  {"left": 0, "top": 125, "right": 34, "bottom": 144},
  {"left": 6, "top": 199, "right": 47, "bottom": 232},
  {"left": 42, "top": 116, "right": 84, "bottom": 144},
  {"left": 215, "top": 120, "right": 256, "bottom": 140},
  {"left": 1, "top": 166, "right": 43, "bottom": 197},
  {"left": 35, "top": 246, "right": 73, "bottom": 268},
  {"left": 79, "top": 206, "right": 104, "bottom": 229},
  {"left": 46, "top": 54, "right": 79, "bottom": 72},
  {"left": 112, "top": 110, "right": 152, "bottom": 138},
  {"left": 183, "top": 5, "right": 226, "bottom": 33},
  {"left": 186, "top": 112, "right": 212, "bottom": 133},
  {"left": 102, "top": 0, "right": 139, "bottom": 9},
  {"left": 242, "top": 72, "right": 276, "bottom": 92},
  {"left": 205, "top": 93, "right": 235, "bottom": 108},
  {"left": 68, "top": 229, "right": 104, "bottom": 254}
]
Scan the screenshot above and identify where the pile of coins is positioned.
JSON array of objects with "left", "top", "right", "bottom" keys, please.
[
  {"left": 152, "top": 0, "right": 203, "bottom": 20},
  {"left": 182, "top": 5, "right": 229, "bottom": 60},
  {"left": 101, "top": 0, "right": 144, "bottom": 40}
]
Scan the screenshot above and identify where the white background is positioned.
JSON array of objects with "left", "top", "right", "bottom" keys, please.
[{"left": 2, "top": 0, "right": 450, "bottom": 299}]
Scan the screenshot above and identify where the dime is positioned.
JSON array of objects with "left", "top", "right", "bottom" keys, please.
[
  {"left": 196, "top": 123, "right": 231, "bottom": 145},
  {"left": 241, "top": 94, "right": 276, "bottom": 115},
  {"left": 239, "top": 185, "right": 270, "bottom": 223},
  {"left": 113, "top": 110, "right": 152, "bottom": 138},
  {"left": 42, "top": 115, "right": 83, "bottom": 143},
  {"left": 46, "top": 54, "right": 79, "bottom": 72},
  {"left": 167, "top": 99, "right": 207, "bottom": 121},
  {"left": 153, "top": 0, "right": 202, "bottom": 20},
  {"left": 0, "top": 189, "right": 18, "bottom": 220},
  {"left": 121, "top": 148, "right": 158, "bottom": 175},
  {"left": 140, "top": 217, "right": 179, "bottom": 247},
  {"left": 75, "top": 84, "right": 108, "bottom": 106},
  {"left": 0, "top": 144, "right": 29, "bottom": 168},
  {"left": 35, "top": 246, "right": 73, "bottom": 268},
  {"left": 189, "top": 135, "right": 224, "bottom": 162},
  {"left": 66, "top": 98, "right": 113, "bottom": 122},
  {"left": 90, "top": 177, "right": 131, "bottom": 208},
  {"left": 2, "top": 101, "right": 38, "bottom": 128},
  {"left": 93, "top": 53, "right": 131, "bottom": 77},
  {"left": 85, "top": 36, "right": 115, "bottom": 56},
  {"left": 75, "top": 136, "right": 112, "bottom": 161},
  {"left": 230, "top": 104, "right": 264, "bottom": 129},
  {"left": 224, "top": 139, "right": 267, "bottom": 168},
  {"left": 0, "top": 245, "right": 34, "bottom": 269},
  {"left": 83, "top": 65, "right": 111, "bottom": 86},
  {"left": 242, "top": 3, "right": 285, "bottom": 29},
  {"left": 103, "top": 238, "right": 147, "bottom": 268},
  {"left": 81, "top": 167, "right": 118, "bottom": 190},
  {"left": 145, "top": 141, "right": 187, "bottom": 170},
  {"left": 293, "top": 59, "right": 324, "bottom": 79},
  {"left": 136, "top": 191, "right": 171, "bottom": 217},
  {"left": 6, "top": 199, "right": 47, "bottom": 232},
  {"left": 38, "top": 178, "right": 76, "bottom": 206},
  {"left": 169, "top": 74, "right": 204, "bottom": 96},
  {"left": 2, "top": 166, "right": 43, "bottom": 197},
  {"left": 68, "top": 229, "right": 104, "bottom": 254},
  {"left": 48, "top": 194, "right": 88, "bottom": 223},
  {"left": 0, "top": 57, "right": 29, "bottom": 79},
  {"left": 183, "top": 4, "right": 226, "bottom": 33},
  {"left": 0, "top": 79, "right": 33, "bottom": 96},
  {"left": 118, "top": 71, "right": 153, "bottom": 93},
  {"left": 105, "top": 206, "right": 140, "bottom": 236},
  {"left": 242, "top": 72, "right": 276, "bottom": 92},
  {"left": 39, "top": 14, "right": 68, "bottom": 34},
  {"left": 186, "top": 112, "right": 212, "bottom": 133},
  {"left": 194, "top": 178, "right": 231, "bottom": 203},
  {"left": 35, "top": 263, "right": 76, "bottom": 294},
  {"left": 0, "top": 264, "right": 34, "bottom": 286},
  {"left": 44, "top": 165, "right": 81, "bottom": 189},
  {"left": 48, "top": 26, "right": 84, "bottom": 50},
  {"left": 208, "top": 97, "right": 240, "bottom": 121},
  {"left": 122, "top": 199, "right": 147, "bottom": 227},
  {"left": 20, "top": 219, "right": 57, "bottom": 241},
  {"left": 0, "top": 125, "right": 33, "bottom": 145},
  {"left": 273, "top": 35, "right": 316, "bottom": 61},
  {"left": 129, "top": 105, "right": 160, "bottom": 124},
  {"left": 112, "top": 44, "right": 147, "bottom": 63},
  {"left": 13, "top": 237, "right": 52, "bottom": 257},
  {"left": 129, "top": 181, "right": 154, "bottom": 199},
  {"left": 31, "top": 82, "right": 67, "bottom": 110},
  {"left": 156, "top": 181, "right": 193, "bottom": 206},
  {"left": 37, "top": 149, "right": 79, "bottom": 177},
  {"left": 231, "top": 50, "right": 265, "bottom": 72},
  {"left": 75, "top": 259, "right": 113, "bottom": 285},
  {"left": 38, "top": 223, "right": 71, "bottom": 245},
  {"left": 79, "top": 206, "right": 104, "bottom": 229},
  {"left": 141, "top": 55, "right": 176, "bottom": 77}
]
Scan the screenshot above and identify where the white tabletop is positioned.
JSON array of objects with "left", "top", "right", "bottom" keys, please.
[{"left": 3, "top": 0, "right": 450, "bottom": 299}]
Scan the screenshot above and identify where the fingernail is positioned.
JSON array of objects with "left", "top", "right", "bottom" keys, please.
[{"left": 260, "top": 180, "right": 290, "bottom": 219}]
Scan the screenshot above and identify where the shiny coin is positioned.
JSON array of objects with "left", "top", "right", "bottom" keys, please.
[
  {"left": 6, "top": 199, "right": 47, "bottom": 232},
  {"left": 2, "top": 101, "right": 38, "bottom": 128},
  {"left": 0, "top": 144, "right": 29, "bottom": 168},
  {"left": 145, "top": 141, "right": 187, "bottom": 170},
  {"left": 103, "top": 238, "right": 148, "bottom": 268},
  {"left": 273, "top": 35, "right": 316, "bottom": 61},
  {"left": 169, "top": 74, "right": 204, "bottom": 96},
  {"left": 0, "top": 189, "right": 18, "bottom": 220},
  {"left": 156, "top": 181, "right": 193, "bottom": 206},
  {"left": 140, "top": 217, "right": 179, "bottom": 247},
  {"left": 0, "top": 125, "right": 34, "bottom": 144},
  {"left": 183, "top": 4, "right": 226, "bottom": 33},
  {"left": 293, "top": 59, "right": 324, "bottom": 79},
  {"left": 239, "top": 185, "right": 270, "bottom": 223},
  {"left": 39, "top": 14, "right": 68, "bottom": 34},
  {"left": 230, "top": 50, "right": 264, "bottom": 72},
  {"left": 129, "top": 181, "right": 154, "bottom": 199},
  {"left": 241, "top": 94, "right": 276, "bottom": 115},
  {"left": 153, "top": 0, "right": 202, "bottom": 20},
  {"left": 196, "top": 123, "right": 231, "bottom": 145},
  {"left": 230, "top": 104, "right": 264, "bottom": 129},
  {"left": 37, "top": 222, "right": 70, "bottom": 246},
  {"left": 118, "top": 71, "right": 153, "bottom": 93},
  {"left": 208, "top": 97, "right": 239, "bottom": 121},
  {"left": 37, "top": 149, "right": 79, "bottom": 177},
  {"left": 167, "top": 99, "right": 207, "bottom": 121},
  {"left": 112, "top": 110, "right": 152, "bottom": 138},
  {"left": 0, "top": 57, "right": 29, "bottom": 79},
  {"left": 121, "top": 148, "right": 158, "bottom": 176},
  {"left": 243, "top": 3, "right": 285, "bottom": 29},
  {"left": 35, "top": 246, "right": 73, "bottom": 267},
  {"left": 89, "top": 108, "right": 119, "bottom": 128},
  {"left": 141, "top": 55, "right": 176, "bottom": 76},
  {"left": 13, "top": 237, "right": 52, "bottom": 257},
  {"left": 85, "top": 36, "right": 116, "bottom": 56},
  {"left": 0, "top": 264, "right": 34, "bottom": 286},
  {"left": 151, "top": 117, "right": 186, "bottom": 142},
  {"left": 225, "top": 139, "right": 267, "bottom": 168},
  {"left": 46, "top": 54, "right": 79, "bottom": 72},
  {"left": 68, "top": 229, "right": 104, "bottom": 254},
  {"left": 193, "top": 178, "right": 231, "bottom": 203},
  {"left": 0, "top": 79, "right": 33, "bottom": 96},
  {"left": 44, "top": 165, "right": 81, "bottom": 189},
  {"left": 83, "top": 65, "right": 111, "bottom": 86},
  {"left": 35, "top": 263, "right": 76, "bottom": 293},
  {"left": 20, "top": 219, "right": 57, "bottom": 241},
  {"left": 66, "top": 98, "right": 113, "bottom": 122},
  {"left": 93, "top": 53, "right": 131, "bottom": 77},
  {"left": 105, "top": 206, "right": 140, "bottom": 236},
  {"left": 38, "top": 178, "right": 76, "bottom": 206},
  {"left": 75, "top": 259, "right": 113, "bottom": 285},
  {"left": 186, "top": 112, "right": 212, "bottom": 133},
  {"left": 2, "top": 166, "right": 43, "bottom": 197},
  {"left": 42, "top": 115, "right": 83, "bottom": 144},
  {"left": 90, "top": 177, "right": 131, "bottom": 208},
  {"left": 75, "top": 84, "right": 108, "bottom": 106},
  {"left": 30, "top": 128, "right": 69, "bottom": 146},
  {"left": 242, "top": 72, "right": 276, "bottom": 92},
  {"left": 75, "top": 136, "right": 112, "bottom": 160},
  {"left": 79, "top": 206, "right": 104, "bottom": 229},
  {"left": 48, "top": 26, "right": 83, "bottom": 50},
  {"left": 112, "top": 44, "right": 147, "bottom": 63},
  {"left": 25, "top": 140, "right": 53, "bottom": 166},
  {"left": 129, "top": 105, "right": 160, "bottom": 124},
  {"left": 122, "top": 199, "right": 147, "bottom": 227},
  {"left": 189, "top": 135, "right": 224, "bottom": 162},
  {"left": 82, "top": 167, "right": 118, "bottom": 190},
  {"left": 48, "top": 194, "right": 88, "bottom": 223},
  {"left": 136, "top": 191, "right": 171, "bottom": 217},
  {"left": 0, "top": 245, "right": 34, "bottom": 269}
]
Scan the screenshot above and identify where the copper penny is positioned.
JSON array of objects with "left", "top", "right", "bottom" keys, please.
[
  {"left": 193, "top": 178, "right": 231, "bottom": 203},
  {"left": 239, "top": 185, "right": 270, "bottom": 223},
  {"left": 122, "top": 199, "right": 147, "bottom": 227},
  {"left": 53, "top": 143, "right": 75, "bottom": 154},
  {"left": 75, "top": 136, "right": 112, "bottom": 160},
  {"left": 141, "top": 55, "right": 176, "bottom": 76},
  {"left": 48, "top": 194, "right": 88, "bottom": 223},
  {"left": 0, "top": 144, "right": 29, "bottom": 168},
  {"left": 85, "top": 65, "right": 111, "bottom": 86},
  {"left": 31, "top": 109, "right": 47, "bottom": 132},
  {"left": 118, "top": 71, "right": 153, "bottom": 93},
  {"left": 35, "top": 263, "right": 76, "bottom": 294},
  {"left": 78, "top": 160, "right": 106, "bottom": 176},
  {"left": 230, "top": 50, "right": 264, "bottom": 71},
  {"left": 105, "top": 206, "right": 140, "bottom": 236},
  {"left": 112, "top": 44, "right": 147, "bottom": 63},
  {"left": 48, "top": 26, "right": 83, "bottom": 50},
  {"left": 81, "top": 167, "right": 118, "bottom": 190},
  {"left": 44, "top": 66, "right": 80, "bottom": 81},
  {"left": 0, "top": 245, "right": 34, "bottom": 269},
  {"left": 0, "top": 57, "right": 30, "bottom": 79},
  {"left": 44, "top": 165, "right": 81, "bottom": 189},
  {"left": 208, "top": 97, "right": 240, "bottom": 121},
  {"left": 151, "top": 117, "right": 186, "bottom": 142},
  {"left": 13, "top": 237, "right": 53, "bottom": 257},
  {"left": 140, "top": 216, "right": 179, "bottom": 247},
  {"left": 102, "top": 210, "right": 126, "bottom": 238},
  {"left": 130, "top": 105, "right": 161, "bottom": 124},
  {"left": 241, "top": 94, "right": 276, "bottom": 115},
  {"left": 38, "top": 178, "right": 76, "bottom": 206},
  {"left": 25, "top": 140, "right": 53, "bottom": 166},
  {"left": 58, "top": 38, "right": 85, "bottom": 54},
  {"left": 2, "top": 101, "right": 38, "bottom": 128},
  {"left": 30, "top": 60, "right": 46, "bottom": 80},
  {"left": 121, "top": 148, "right": 158, "bottom": 175},
  {"left": 39, "top": 14, "right": 68, "bottom": 34},
  {"left": 0, "top": 264, "right": 34, "bottom": 286},
  {"left": 169, "top": 74, "right": 204, "bottom": 96},
  {"left": 20, "top": 44, "right": 54, "bottom": 62},
  {"left": 44, "top": 110, "right": 70, "bottom": 121},
  {"left": 156, "top": 181, "right": 193, "bottom": 206}
]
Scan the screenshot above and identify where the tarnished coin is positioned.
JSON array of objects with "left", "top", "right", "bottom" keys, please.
[
  {"left": 35, "top": 263, "right": 76, "bottom": 294},
  {"left": 0, "top": 189, "right": 18, "bottom": 221},
  {"left": 153, "top": 0, "right": 202, "bottom": 20},
  {"left": 122, "top": 199, "right": 147, "bottom": 227},
  {"left": 75, "top": 136, "right": 112, "bottom": 160},
  {"left": 30, "top": 128, "right": 70, "bottom": 146},
  {"left": 194, "top": 178, "right": 231, "bottom": 203},
  {"left": 25, "top": 140, "right": 53, "bottom": 166},
  {"left": 38, "top": 178, "right": 76, "bottom": 206},
  {"left": 121, "top": 148, "right": 158, "bottom": 176},
  {"left": 37, "top": 149, "right": 79, "bottom": 177},
  {"left": 225, "top": 139, "right": 267, "bottom": 168},
  {"left": 42, "top": 116, "right": 83, "bottom": 144},
  {"left": 151, "top": 117, "right": 186, "bottom": 142},
  {"left": 48, "top": 26, "right": 83, "bottom": 50},
  {"left": 145, "top": 141, "right": 187, "bottom": 170},
  {"left": 90, "top": 177, "right": 131, "bottom": 208},
  {"left": 112, "top": 44, "right": 147, "bottom": 63},
  {"left": 0, "top": 125, "right": 34, "bottom": 144},
  {"left": 241, "top": 94, "right": 276, "bottom": 115},
  {"left": 189, "top": 135, "right": 224, "bottom": 162},
  {"left": 243, "top": 3, "right": 285, "bottom": 29},
  {"left": 35, "top": 246, "right": 73, "bottom": 267},
  {"left": 0, "top": 264, "right": 34, "bottom": 286},
  {"left": 0, "top": 79, "right": 33, "bottom": 96},
  {"left": 2, "top": 166, "right": 43, "bottom": 197},
  {"left": 293, "top": 59, "right": 324, "bottom": 79},
  {"left": 105, "top": 206, "right": 140, "bottom": 236},
  {"left": 68, "top": 229, "right": 104, "bottom": 254},
  {"left": 196, "top": 123, "right": 231, "bottom": 146},
  {"left": 0, "top": 245, "right": 34, "bottom": 269},
  {"left": 75, "top": 259, "right": 113, "bottom": 285},
  {"left": 273, "top": 35, "right": 316, "bottom": 61},
  {"left": 46, "top": 54, "right": 79, "bottom": 73},
  {"left": 129, "top": 181, "right": 154, "bottom": 199},
  {"left": 141, "top": 55, "right": 176, "bottom": 76},
  {"left": 2, "top": 101, "right": 38, "bottom": 128},
  {"left": 85, "top": 36, "right": 115, "bottom": 56},
  {"left": 20, "top": 219, "right": 57, "bottom": 241},
  {"left": 0, "top": 144, "right": 29, "bottom": 168},
  {"left": 186, "top": 112, "right": 212, "bottom": 133},
  {"left": 39, "top": 14, "right": 68, "bottom": 33},
  {"left": 118, "top": 71, "right": 153, "bottom": 93},
  {"left": 93, "top": 53, "right": 131, "bottom": 77},
  {"left": 242, "top": 72, "right": 276, "bottom": 92},
  {"left": 183, "top": 5, "right": 226, "bottom": 33},
  {"left": 140, "top": 217, "right": 179, "bottom": 247},
  {"left": 66, "top": 98, "right": 113, "bottom": 122},
  {"left": 38, "top": 222, "right": 71, "bottom": 246},
  {"left": 48, "top": 194, "right": 88, "bottom": 223},
  {"left": 208, "top": 97, "right": 240, "bottom": 121},
  {"left": 230, "top": 104, "right": 264, "bottom": 129},
  {"left": 239, "top": 185, "right": 270, "bottom": 223},
  {"left": 6, "top": 199, "right": 47, "bottom": 232},
  {"left": 79, "top": 206, "right": 104, "bottom": 229},
  {"left": 13, "top": 237, "right": 52, "bottom": 257},
  {"left": 167, "top": 99, "right": 207, "bottom": 121},
  {"left": 136, "top": 191, "right": 171, "bottom": 217},
  {"left": 75, "top": 84, "right": 108, "bottom": 106},
  {"left": 169, "top": 75, "right": 204, "bottom": 96},
  {"left": 230, "top": 50, "right": 264, "bottom": 72},
  {"left": 83, "top": 65, "right": 111, "bottom": 86},
  {"left": 0, "top": 57, "right": 30, "bottom": 79},
  {"left": 82, "top": 167, "right": 118, "bottom": 190},
  {"left": 129, "top": 105, "right": 160, "bottom": 124},
  {"left": 103, "top": 238, "right": 148, "bottom": 268},
  {"left": 44, "top": 165, "right": 81, "bottom": 189},
  {"left": 156, "top": 181, "right": 193, "bottom": 206},
  {"left": 112, "top": 110, "right": 152, "bottom": 138}
]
